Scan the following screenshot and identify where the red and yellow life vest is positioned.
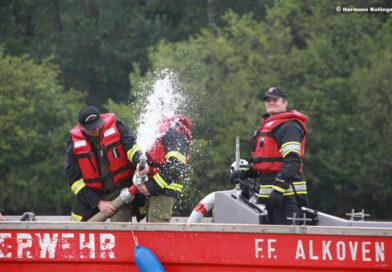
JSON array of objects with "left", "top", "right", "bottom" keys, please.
[
  {"left": 147, "top": 115, "right": 192, "bottom": 177},
  {"left": 252, "top": 110, "right": 308, "bottom": 174},
  {"left": 70, "top": 113, "right": 134, "bottom": 191}
]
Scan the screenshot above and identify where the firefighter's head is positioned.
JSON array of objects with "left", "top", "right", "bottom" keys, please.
[
  {"left": 263, "top": 87, "right": 288, "bottom": 116},
  {"left": 78, "top": 105, "right": 104, "bottom": 137}
]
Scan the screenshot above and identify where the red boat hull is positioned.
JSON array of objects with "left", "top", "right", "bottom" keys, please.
[{"left": 0, "top": 222, "right": 391, "bottom": 271}]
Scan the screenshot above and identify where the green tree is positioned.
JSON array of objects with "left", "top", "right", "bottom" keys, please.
[
  {"left": 0, "top": 0, "right": 211, "bottom": 107},
  {"left": 351, "top": 47, "right": 392, "bottom": 219},
  {"left": 0, "top": 0, "right": 276, "bottom": 108},
  {"left": 282, "top": 2, "right": 387, "bottom": 217},
  {"left": 0, "top": 50, "right": 84, "bottom": 215}
]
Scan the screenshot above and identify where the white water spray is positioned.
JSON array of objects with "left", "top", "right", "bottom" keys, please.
[{"left": 135, "top": 69, "right": 185, "bottom": 153}]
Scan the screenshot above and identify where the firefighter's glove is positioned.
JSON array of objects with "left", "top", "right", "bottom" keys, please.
[
  {"left": 229, "top": 170, "right": 247, "bottom": 184},
  {"left": 267, "top": 178, "right": 288, "bottom": 210}
]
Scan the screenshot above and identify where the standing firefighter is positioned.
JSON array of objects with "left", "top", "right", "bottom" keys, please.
[
  {"left": 230, "top": 87, "right": 309, "bottom": 224},
  {"left": 65, "top": 106, "right": 147, "bottom": 222},
  {"left": 136, "top": 115, "right": 192, "bottom": 222}
]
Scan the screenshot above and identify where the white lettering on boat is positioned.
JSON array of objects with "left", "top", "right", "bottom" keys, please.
[
  {"left": 0, "top": 232, "right": 116, "bottom": 260},
  {"left": 254, "top": 238, "right": 386, "bottom": 264},
  {"left": 294, "top": 239, "right": 384, "bottom": 262},
  {"left": 80, "top": 233, "right": 95, "bottom": 259},
  {"left": 255, "top": 239, "right": 277, "bottom": 259},
  {"left": 0, "top": 233, "right": 12, "bottom": 258},
  {"left": 100, "top": 233, "right": 115, "bottom": 259},
  {"left": 61, "top": 233, "right": 74, "bottom": 259},
  {"left": 376, "top": 242, "right": 385, "bottom": 262},
  {"left": 36, "top": 233, "right": 58, "bottom": 258},
  {"left": 17, "top": 233, "right": 33, "bottom": 259}
]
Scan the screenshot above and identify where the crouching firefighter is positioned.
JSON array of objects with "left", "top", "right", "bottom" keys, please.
[
  {"left": 64, "top": 106, "right": 146, "bottom": 222},
  {"left": 136, "top": 115, "right": 192, "bottom": 222},
  {"left": 230, "top": 87, "right": 310, "bottom": 225}
]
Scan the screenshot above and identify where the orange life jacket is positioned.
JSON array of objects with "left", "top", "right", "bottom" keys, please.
[
  {"left": 70, "top": 113, "right": 134, "bottom": 191},
  {"left": 252, "top": 110, "right": 308, "bottom": 174}
]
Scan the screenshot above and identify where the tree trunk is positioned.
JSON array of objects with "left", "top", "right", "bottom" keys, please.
[
  {"left": 207, "top": 0, "right": 214, "bottom": 29},
  {"left": 52, "top": 0, "right": 63, "bottom": 46}
]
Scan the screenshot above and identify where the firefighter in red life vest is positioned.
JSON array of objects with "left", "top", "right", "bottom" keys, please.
[
  {"left": 65, "top": 106, "right": 148, "bottom": 222},
  {"left": 136, "top": 115, "right": 192, "bottom": 222},
  {"left": 230, "top": 87, "right": 309, "bottom": 224}
]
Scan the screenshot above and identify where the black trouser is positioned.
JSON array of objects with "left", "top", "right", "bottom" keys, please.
[{"left": 268, "top": 201, "right": 301, "bottom": 225}]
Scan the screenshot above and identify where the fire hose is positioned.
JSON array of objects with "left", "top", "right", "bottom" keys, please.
[{"left": 88, "top": 155, "right": 148, "bottom": 222}]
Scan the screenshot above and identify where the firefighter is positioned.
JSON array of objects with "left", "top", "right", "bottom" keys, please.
[
  {"left": 230, "top": 87, "right": 309, "bottom": 224},
  {"left": 65, "top": 106, "right": 147, "bottom": 222},
  {"left": 136, "top": 115, "right": 192, "bottom": 222}
]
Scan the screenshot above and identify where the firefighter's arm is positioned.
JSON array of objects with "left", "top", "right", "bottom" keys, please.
[
  {"left": 275, "top": 121, "right": 305, "bottom": 181},
  {"left": 64, "top": 139, "right": 102, "bottom": 208},
  {"left": 267, "top": 121, "right": 305, "bottom": 209},
  {"left": 116, "top": 119, "right": 142, "bottom": 165},
  {"left": 143, "top": 129, "right": 189, "bottom": 195}
]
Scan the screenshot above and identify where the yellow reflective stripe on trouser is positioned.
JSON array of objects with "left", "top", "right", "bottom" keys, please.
[
  {"left": 280, "top": 141, "right": 301, "bottom": 158},
  {"left": 153, "top": 173, "right": 169, "bottom": 188},
  {"left": 166, "top": 182, "right": 183, "bottom": 192},
  {"left": 258, "top": 181, "right": 307, "bottom": 198},
  {"left": 258, "top": 185, "right": 273, "bottom": 197},
  {"left": 258, "top": 194, "right": 270, "bottom": 198},
  {"left": 165, "top": 151, "right": 186, "bottom": 164},
  {"left": 71, "top": 178, "right": 86, "bottom": 195},
  {"left": 286, "top": 181, "right": 307, "bottom": 195},
  {"left": 139, "top": 206, "right": 147, "bottom": 215},
  {"left": 127, "top": 144, "right": 140, "bottom": 163},
  {"left": 272, "top": 185, "right": 286, "bottom": 193},
  {"left": 71, "top": 212, "right": 82, "bottom": 222},
  {"left": 259, "top": 184, "right": 286, "bottom": 196},
  {"left": 258, "top": 185, "right": 273, "bottom": 198}
]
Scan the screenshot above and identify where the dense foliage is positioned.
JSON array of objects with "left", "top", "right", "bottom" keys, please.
[
  {"left": 0, "top": 50, "right": 84, "bottom": 214},
  {"left": 1, "top": 0, "right": 391, "bottom": 219}
]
